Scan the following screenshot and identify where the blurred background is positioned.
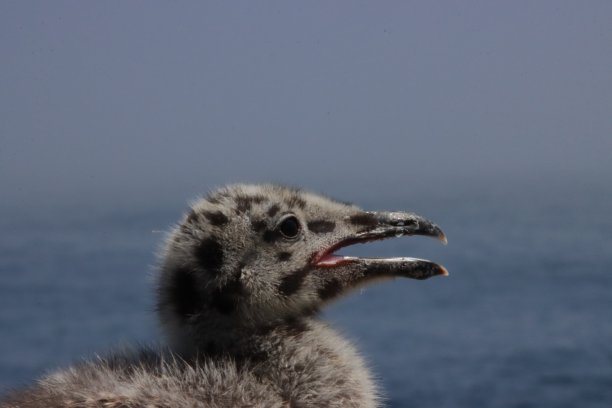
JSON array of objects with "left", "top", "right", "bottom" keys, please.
[{"left": 1, "top": 2, "right": 611, "bottom": 407}]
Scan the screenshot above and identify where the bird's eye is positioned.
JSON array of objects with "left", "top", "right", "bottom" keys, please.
[{"left": 278, "top": 216, "right": 301, "bottom": 239}]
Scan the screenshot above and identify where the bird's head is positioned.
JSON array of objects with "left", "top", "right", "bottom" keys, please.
[{"left": 157, "top": 184, "right": 447, "bottom": 349}]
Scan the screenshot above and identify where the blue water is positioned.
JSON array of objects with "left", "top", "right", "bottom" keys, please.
[{"left": 1, "top": 192, "right": 611, "bottom": 407}]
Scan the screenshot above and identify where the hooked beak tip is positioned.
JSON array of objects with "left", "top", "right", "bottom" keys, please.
[{"left": 439, "top": 265, "right": 450, "bottom": 276}]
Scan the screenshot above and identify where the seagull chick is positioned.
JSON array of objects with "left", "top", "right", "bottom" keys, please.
[{"left": 2, "top": 184, "right": 448, "bottom": 408}]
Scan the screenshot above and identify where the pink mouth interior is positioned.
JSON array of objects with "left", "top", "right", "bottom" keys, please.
[
  {"left": 314, "top": 254, "right": 353, "bottom": 267},
  {"left": 312, "top": 237, "right": 381, "bottom": 267}
]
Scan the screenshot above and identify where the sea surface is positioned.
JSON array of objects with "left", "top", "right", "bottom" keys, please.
[{"left": 1, "top": 191, "right": 611, "bottom": 407}]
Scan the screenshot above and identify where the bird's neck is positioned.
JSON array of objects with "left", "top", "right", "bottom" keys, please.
[{"left": 164, "top": 313, "right": 319, "bottom": 359}]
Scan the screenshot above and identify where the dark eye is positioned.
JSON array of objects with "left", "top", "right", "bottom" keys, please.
[{"left": 278, "top": 216, "right": 301, "bottom": 239}]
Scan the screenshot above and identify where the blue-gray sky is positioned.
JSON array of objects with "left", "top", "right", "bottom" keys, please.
[{"left": 1, "top": 1, "right": 611, "bottom": 214}]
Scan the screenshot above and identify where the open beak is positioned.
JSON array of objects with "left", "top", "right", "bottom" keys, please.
[{"left": 312, "top": 211, "right": 448, "bottom": 280}]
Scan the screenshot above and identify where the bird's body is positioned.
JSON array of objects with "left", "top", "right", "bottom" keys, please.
[
  {"left": 2, "top": 184, "right": 447, "bottom": 408},
  {"left": 5, "top": 322, "right": 376, "bottom": 408}
]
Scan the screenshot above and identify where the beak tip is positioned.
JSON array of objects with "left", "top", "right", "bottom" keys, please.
[
  {"left": 437, "top": 229, "right": 448, "bottom": 245},
  {"left": 439, "top": 265, "right": 449, "bottom": 276}
]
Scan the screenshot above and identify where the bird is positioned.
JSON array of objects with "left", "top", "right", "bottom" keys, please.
[{"left": 1, "top": 184, "right": 448, "bottom": 408}]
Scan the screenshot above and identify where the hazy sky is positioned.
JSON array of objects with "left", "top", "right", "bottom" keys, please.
[{"left": 1, "top": 1, "right": 611, "bottom": 213}]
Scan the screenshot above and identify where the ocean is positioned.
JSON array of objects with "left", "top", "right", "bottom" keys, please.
[{"left": 1, "top": 190, "right": 611, "bottom": 407}]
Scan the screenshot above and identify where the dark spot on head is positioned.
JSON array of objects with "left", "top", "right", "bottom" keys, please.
[
  {"left": 194, "top": 237, "right": 224, "bottom": 275},
  {"left": 186, "top": 210, "right": 200, "bottom": 224},
  {"left": 252, "top": 219, "right": 267, "bottom": 232},
  {"left": 162, "top": 267, "right": 202, "bottom": 320},
  {"left": 210, "top": 277, "right": 244, "bottom": 314},
  {"left": 251, "top": 195, "right": 266, "bottom": 204},
  {"left": 267, "top": 204, "right": 280, "bottom": 217},
  {"left": 235, "top": 195, "right": 252, "bottom": 213},
  {"left": 210, "top": 288, "right": 236, "bottom": 314},
  {"left": 278, "top": 267, "right": 309, "bottom": 296},
  {"left": 318, "top": 279, "right": 343, "bottom": 300},
  {"left": 263, "top": 229, "right": 280, "bottom": 243},
  {"left": 286, "top": 194, "right": 306, "bottom": 209},
  {"left": 348, "top": 213, "right": 378, "bottom": 227},
  {"left": 277, "top": 251, "right": 292, "bottom": 261},
  {"left": 235, "top": 194, "right": 267, "bottom": 213},
  {"left": 307, "top": 220, "right": 336, "bottom": 233},
  {"left": 203, "top": 210, "right": 228, "bottom": 226}
]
